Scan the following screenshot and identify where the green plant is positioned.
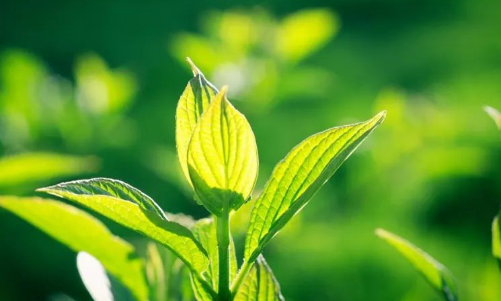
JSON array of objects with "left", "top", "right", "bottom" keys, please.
[{"left": 1, "top": 60, "right": 385, "bottom": 301}]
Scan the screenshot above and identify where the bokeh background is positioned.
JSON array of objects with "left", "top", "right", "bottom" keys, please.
[{"left": 1, "top": 0, "right": 501, "bottom": 300}]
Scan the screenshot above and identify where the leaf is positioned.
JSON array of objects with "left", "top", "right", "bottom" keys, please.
[
  {"left": 376, "top": 228, "right": 458, "bottom": 301},
  {"left": 493, "top": 215, "right": 501, "bottom": 268},
  {"left": 277, "top": 9, "right": 338, "bottom": 62},
  {"left": 0, "top": 196, "right": 148, "bottom": 301},
  {"left": 234, "top": 255, "right": 284, "bottom": 301},
  {"left": 77, "top": 252, "right": 136, "bottom": 301},
  {"left": 245, "top": 112, "right": 386, "bottom": 261},
  {"left": 0, "top": 152, "right": 97, "bottom": 188},
  {"left": 187, "top": 86, "right": 259, "bottom": 216},
  {"left": 38, "top": 179, "right": 209, "bottom": 276},
  {"left": 484, "top": 105, "right": 501, "bottom": 132},
  {"left": 176, "top": 58, "right": 218, "bottom": 185},
  {"left": 146, "top": 243, "right": 167, "bottom": 301}
]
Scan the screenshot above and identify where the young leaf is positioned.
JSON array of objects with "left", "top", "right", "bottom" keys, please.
[
  {"left": 493, "top": 215, "right": 501, "bottom": 268},
  {"left": 245, "top": 112, "right": 386, "bottom": 261},
  {"left": 187, "top": 87, "right": 259, "bottom": 216},
  {"left": 375, "top": 228, "right": 458, "bottom": 301},
  {"left": 234, "top": 255, "right": 284, "bottom": 301},
  {"left": 0, "top": 197, "right": 148, "bottom": 301},
  {"left": 38, "top": 179, "right": 209, "bottom": 276},
  {"left": 176, "top": 58, "right": 218, "bottom": 185},
  {"left": 77, "top": 252, "right": 136, "bottom": 301}
]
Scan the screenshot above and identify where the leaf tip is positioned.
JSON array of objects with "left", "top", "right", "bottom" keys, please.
[{"left": 186, "top": 57, "right": 201, "bottom": 76}]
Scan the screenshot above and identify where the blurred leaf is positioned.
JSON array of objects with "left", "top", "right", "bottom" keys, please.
[
  {"left": 0, "top": 152, "right": 98, "bottom": 188},
  {"left": 77, "top": 252, "right": 136, "bottom": 301},
  {"left": 245, "top": 111, "right": 386, "bottom": 262},
  {"left": 493, "top": 216, "right": 501, "bottom": 269},
  {"left": 277, "top": 9, "right": 338, "bottom": 62},
  {"left": 484, "top": 106, "right": 501, "bottom": 132},
  {"left": 376, "top": 229, "right": 458, "bottom": 301},
  {"left": 38, "top": 179, "right": 209, "bottom": 276},
  {"left": 146, "top": 243, "right": 167, "bottom": 301},
  {"left": 234, "top": 255, "right": 284, "bottom": 301},
  {"left": 75, "top": 54, "right": 137, "bottom": 115},
  {"left": 176, "top": 59, "right": 218, "bottom": 186},
  {"left": 187, "top": 87, "right": 258, "bottom": 216},
  {"left": 0, "top": 197, "right": 148, "bottom": 301}
]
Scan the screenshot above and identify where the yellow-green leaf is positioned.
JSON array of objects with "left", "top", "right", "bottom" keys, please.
[
  {"left": 376, "top": 228, "right": 458, "bottom": 301},
  {"left": 245, "top": 112, "right": 385, "bottom": 261},
  {"left": 38, "top": 179, "right": 209, "bottom": 276},
  {"left": 234, "top": 255, "right": 284, "bottom": 301},
  {"left": 493, "top": 215, "right": 501, "bottom": 269},
  {"left": 187, "top": 87, "right": 258, "bottom": 216},
  {"left": 0, "top": 196, "right": 147, "bottom": 301},
  {"left": 176, "top": 59, "right": 218, "bottom": 185}
]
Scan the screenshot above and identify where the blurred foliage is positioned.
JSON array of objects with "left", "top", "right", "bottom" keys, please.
[{"left": 1, "top": 1, "right": 501, "bottom": 301}]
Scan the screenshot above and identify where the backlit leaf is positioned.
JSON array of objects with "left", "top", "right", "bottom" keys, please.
[
  {"left": 234, "top": 255, "right": 284, "bottom": 301},
  {"left": 245, "top": 112, "right": 385, "bottom": 261},
  {"left": 187, "top": 87, "right": 258, "bottom": 216},
  {"left": 0, "top": 197, "right": 147, "bottom": 301},
  {"left": 376, "top": 228, "right": 458, "bottom": 301},
  {"left": 176, "top": 59, "right": 218, "bottom": 185},
  {"left": 145, "top": 243, "right": 167, "bottom": 301},
  {"left": 38, "top": 179, "right": 209, "bottom": 276}
]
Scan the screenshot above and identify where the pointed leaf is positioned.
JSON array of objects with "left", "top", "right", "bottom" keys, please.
[
  {"left": 234, "top": 255, "right": 284, "bottom": 301},
  {"left": 0, "top": 196, "right": 148, "bottom": 301},
  {"left": 176, "top": 59, "right": 218, "bottom": 185},
  {"left": 187, "top": 87, "right": 258, "bottom": 215},
  {"left": 493, "top": 215, "right": 501, "bottom": 269},
  {"left": 245, "top": 112, "right": 385, "bottom": 261},
  {"left": 38, "top": 179, "right": 209, "bottom": 276},
  {"left": 77, "top": 252, "right": 136, "bottom": 301},
  {"left": 376, "top": 228, "right": 458, "bottom": 301}
]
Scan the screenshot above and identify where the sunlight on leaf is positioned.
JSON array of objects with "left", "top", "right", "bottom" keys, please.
[
  {"left": 187, "top": 87, "right": 258, "bottom": 216},
  {"left": 376, "top": 228, "right": 458, "bottom": 301},
  {"left": 146, "top": 243, "right": 167, "bottom": 301},
  {"left": 37, "top": 179, "right": 209, "bottom": 276},
  {"left": 234, "top": 255, "right": 284, "bottom": 301},
  {"left": 245, "top": 111, "right": 385, "bottom": 261},
  {"left": 176, "top": 59, "right": 218, "bottom": 186},
  {"left": 277, "top": 9, "right": 338, "bottom": 62},
  {"left": 0, "top": 153, "right": 98, "bottom": 188},
  {"left": 0, "top": 197, "right": 147, "bottom": 301}
]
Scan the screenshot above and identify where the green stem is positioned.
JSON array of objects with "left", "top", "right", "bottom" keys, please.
[
  {"left": 229, "top": 259, "right": 254, "bottom": 300},
  {"left": 216, "top": 212, "right": 231, "bottom": 301}
]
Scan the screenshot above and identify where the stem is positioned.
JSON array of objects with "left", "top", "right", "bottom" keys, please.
[
  {"left": 230, "top": 259, "right": 254, "bottom": 300},
  {"left": 216, "top": 212, "right": 231, "bottom": 301}
]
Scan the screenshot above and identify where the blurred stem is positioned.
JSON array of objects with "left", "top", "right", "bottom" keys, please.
[{"left": 216, "top": 211, "right": 231, "bottom": 301}]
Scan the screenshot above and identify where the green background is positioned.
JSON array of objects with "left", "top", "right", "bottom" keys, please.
[{"left": 0, "top": 0, "right": 500, "bottom": 300}]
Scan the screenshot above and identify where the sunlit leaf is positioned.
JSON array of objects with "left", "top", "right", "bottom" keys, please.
[
  {"left": 0, "top": 152, "right": 97, "bottom": 188},
  {"left": 176, "top": 59, "right": 218, "bottom": 186},
  {"left": 187, "top": 87, "right": 258, "bottom": 216},
  {"left": 376, "top": 228, "right": 458, "bottom": 301},
  {"left": 77, "top": 252, "right": 136, "bottom": 301},
  {"left": 146, "top": 243, "right": 167, "bottom": 301},
  {"left": 277, "top": 9, "right": 338, "bottom": 62},
  {"left": 493, "top": 215, "right": 501, "bottom": 268},
  {"left": 37, "top": 179, "right": 209, "bottom": 276},
  {"left": 245, "top": 112, "right": 385, "bottom": 261},
  {"left": 0, "top": 197, "right": 147, "bottom": 301},
  {"left": 234, "top": 255, "right": 284, "bottom": 301},
  {"left": 484, "top": 106, "right": 501, "bottom": 132}
]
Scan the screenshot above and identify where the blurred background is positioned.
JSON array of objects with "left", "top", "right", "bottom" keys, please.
[{"left": 1, "top": 0, "right": 501, "bottom": 300}]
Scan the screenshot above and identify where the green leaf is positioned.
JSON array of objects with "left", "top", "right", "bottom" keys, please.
[
  {"left": 0, "top": 152, "right": 97, "bottom": 188},
  {"left": 77, "top": 252, "right": 136, "bottom": 301},
  {"left": 187, "top": 87, "right": 259, "bottom": 216},
  {"left": 493, "top": 215, "right": 501, "bottom": 269},
  {"left": 37, "top": 178, "right": 209, "bottom": 276},
  {"left": 484, "top": 106, "right": 501, "bottom": 132},
  {"left": 146, "top": 243, "right": 167, "bottom": 301},
  {"left": 0, "top": 196, "right": 148, "bottom": 301},
  {"left": 176, "top": 58, "right": 218, "bottom": 186},
  {"left": 376, "top": 228, "right": 458, "bottom": 301},
  {"left": 234, "top": 255, "right": 284, "bottom": 301},
  {"left": 245, "top": 112, "right": 385, "bottom": 261}
]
